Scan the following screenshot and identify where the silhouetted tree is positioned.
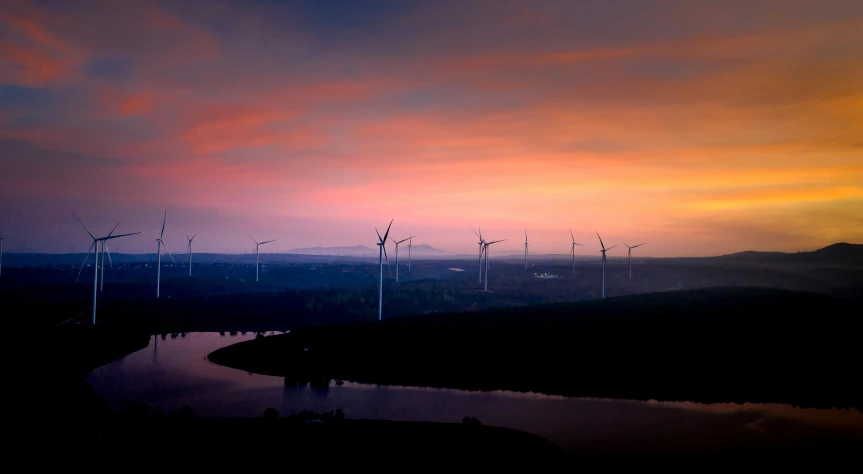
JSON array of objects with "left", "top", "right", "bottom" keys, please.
[
  {"left": 120, "top": 402, "right": 150, "bottom": 420},
  {"left": 462, "top": 416, "right": 481, "bottom": 426},
  {"left": 263, "top": 408, "right": 279, "bottom": 419},
  {"left": 150, "top": 406, "right": 165, "bottom": 420}
]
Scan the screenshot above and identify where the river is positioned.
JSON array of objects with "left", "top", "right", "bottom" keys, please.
[{"left": 86, "top": 332, "right": 863, "bottom": 455}]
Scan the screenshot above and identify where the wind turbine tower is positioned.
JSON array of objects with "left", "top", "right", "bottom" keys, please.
[
  {"left": 186, "top": 234, "right": 196, "bottom": 276},
  {"left": 390, "top": 235, "right": 414, "bottom": 282},
  {"left": 73, "top": 213, "right": 139, "bottom": 323},
  {"left": 471, "top": 226, "right": 485, "bottom": 284},
  {"left": 483, "top": 238, "right": 506, "bottom": 292},
  {"left": 524, "top": 230, "right": 528, "bottom": 271},
  {"left": 375, "top": 219, "right": 393, "bottom": 320},
  {"left": 247, "top": 233, "right": 276, "bottom": 282},
  {"left": 155, "top": 211, "right": 176, "bottom": 298},
  {"left": 596, "top": 232, "right": 617, "bottom": 299},
  {"left": 623, "top": 241, "right": 646, "bottom": 280},
  {"left": 569, "top": 229, "right": 585, "bottom": 274}
]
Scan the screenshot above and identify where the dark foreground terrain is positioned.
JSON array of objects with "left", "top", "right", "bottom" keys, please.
[{"left": 210, "top": 287, "right": 862, "bottom": 410}]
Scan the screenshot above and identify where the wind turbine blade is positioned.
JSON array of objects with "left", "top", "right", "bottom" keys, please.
[
  {"left": 596, "top": 231, "right": 605, "bottom": 250},
  {"left": 395, "top": 237, "right": 410, "bottom": 244},
  {"left": 245, "top": 231, "right": 258, "bottom": 245},
  {"left": 622, "top": 241, "right": 630, "bottom": 248},
  {"left": 161, "top": 240, "right": 176, "bottom": 263},
  {"left": 104, "top": 232, "right": 140, "bottom": 240},
  {"left": 633, "top": 243, "right": 646, "bottom": 248},
  {"left": 382, "top": 243, "right": 388, "bottom": 263},
  {"left": 470, "top": 225, "right": 480, "bottom": 238},
  {"left": 607, "top": 245, "right": 618, "bottom": 251},
  {"left": 259, "top": 239, "right": 277, "bottom": 245},
  {"left": 160, "top": 211, "right": 167, "bottom": 240},
  {"left": 186, "top": 234, "right": 191, "bottom": 241},
  {"left": 105, "top": 241, "right": 113, "bottom": 267},
  {"left": 107, "top": 220, "right": 121, "bottom": 238},
  {"left": 71, "top": 212, "right": 95, "bottom": 240},
  {"left": 570, "top": 228, "right": 575, "bottom": 243},
  {"left": 76, "top": 241, "right": 96, "bottom": 282},
  {"left": 488, "top": 239, "right": 506, "bottom": 245},
  {"left": 191, "top": 234, "right": 196, "bottom": 241},
  {"left": 382, "top": 219, "right": 393, "bottom": 244},
  {"left": 375, "top": 227, "right": 383, "bottom": 243}
]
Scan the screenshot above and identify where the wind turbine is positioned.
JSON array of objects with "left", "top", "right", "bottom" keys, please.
[
  {"left": 471, "top": 226, "right": 485, "bottom": 283},
  {"left": 483, "top": 238, "right": 506, "bottom": 292},
  {"left": 596, "top": 232, "right": 617, "bottom": 299},
  {"left": 407, "top": 234, "right": 415, "bottom": 272},
  {"left": 524, "top": 230, "right": 528, "bottom": 271},
  {"left": 390, "top": 235, "right": 414, "bottom": 282},
  {"left": 246, "top": 233, "right": 276, "bottom": 282},
  {"left": 72, "top": 213, "right": 139, "bottom": 324},
  {"left": 375, "top": 219, "right": 393, "bottom": 320},
  {"left": 186, "top": 234, "right": 196, "bottom": 276},
  {"left": 569, "top": 229, "right": 585, "bottom": 274},
  {"left": 623, "top": 241, "right": 646, "bottom": 280},
  {"left": 155, "top": 211, "right": 175, "bottom": 298},
  {"left": 99, "top": 236, "right": 119, "bottom": 291}
]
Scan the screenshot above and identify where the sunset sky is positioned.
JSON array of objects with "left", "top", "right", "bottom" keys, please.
[{"left": 1, "top": 0, "right": 861, "bottom": 256}]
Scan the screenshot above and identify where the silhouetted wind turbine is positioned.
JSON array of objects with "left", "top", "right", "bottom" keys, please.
[
  {"left": 390, "top": 235, "right": 414, "bottom": 282},
  {"left": 155, "top": 211, "right": 175, "bottom": 298},
  {"left": 186, "top": 234, "right": 196, "bottom": 276},
  {"left": 99, "top": 236, "right": 119, "bottom": 291},
  {"left": 375, "top": 219, "right": 393, "bottom": 320},
  {"left": 247, "top": 233, "right": 276, "bottom": 282},
  {"left": 483, "top": 238, "right": 506, "bottom": 292},
  {"left": 408, "top": 234, "right": 415, "bottom": 271},
  {"left": 596, "top": 232, "right": 617, "bottom": 299},
  {"left": 471, "top": 226, "right": 485, "bottom": 283},
  {"left": 623, "top": 241, "right": 646, "bottom": 280},
  {"left": 569, "top": 229, "right": 585, "bottom": 274},
  {"left": 73, "top": 212, "right": 139, "bottom": 323},
  {"left": 524, "top": 230, "right": 528, "bottom": 271}
]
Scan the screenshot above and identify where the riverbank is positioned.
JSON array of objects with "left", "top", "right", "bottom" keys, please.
[{"left": 209, "top": 287, "right": 862, "bottom": 409}]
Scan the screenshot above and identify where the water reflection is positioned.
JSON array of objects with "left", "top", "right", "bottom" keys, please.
[{"left": 86, "top": 333, "right": 863, "bottom": 454}]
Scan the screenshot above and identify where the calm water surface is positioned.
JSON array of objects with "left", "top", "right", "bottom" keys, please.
[{"left": 86, "top": 333, "right": 863, "bottom": 454}]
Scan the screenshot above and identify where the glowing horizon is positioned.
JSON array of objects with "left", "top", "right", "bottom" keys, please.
[{"left": 1, "top": 0, "right": 861, "bottom": 257}]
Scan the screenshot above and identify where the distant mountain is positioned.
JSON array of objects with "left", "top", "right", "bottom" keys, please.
[
  {"left": 289, "top": 244, "right": 448, "bottom": 257},
  {"left": 290, "top": 245, "right": 377, "bottom": 256},
  {"left": 810, "top": 243, "right": 863, "bottom": 259},
  {"left": 409, "top": 244, "right": 447, "bottom": 255},
  {"left": 719, "top": 243, "right": 863, "bottom": 260}
]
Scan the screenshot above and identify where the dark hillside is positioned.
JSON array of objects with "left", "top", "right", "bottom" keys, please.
[{"left": 210, "top": 287, "right": 861, "bottom": 409}]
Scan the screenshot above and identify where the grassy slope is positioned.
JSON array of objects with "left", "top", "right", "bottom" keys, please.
[{"left": 210, "top": 287, "right": 861, "bottom": 409}]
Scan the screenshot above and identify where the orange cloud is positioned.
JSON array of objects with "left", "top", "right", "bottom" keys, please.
[
  {"left": 118, "top": 91, "right": 153, "bottom": 117},
  {"left": 0, "top": 12, "right": 84, "bottom": 86},
  {"left": 0, "top": 13, "right": 72, "bottom": 54},
  {"left": 177, "top": 103, "right": 319, "bottom": 154}
]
